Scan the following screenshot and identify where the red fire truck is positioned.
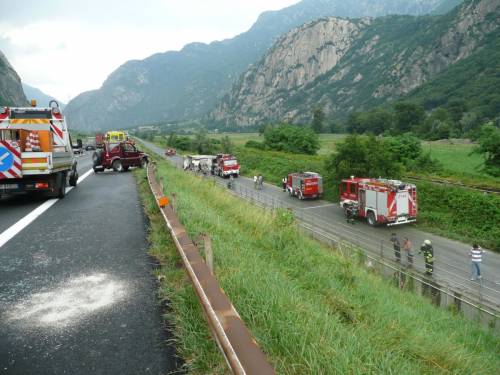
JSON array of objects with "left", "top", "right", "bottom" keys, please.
[
  {"left": 340, "top": 177, "right": 417, "bottom": 226},
  {"left": 287, "top": 172, "right": 323, "bottom": 199},
  {"left": 213, "top": 154, "right": 240, "bottom": 178}
]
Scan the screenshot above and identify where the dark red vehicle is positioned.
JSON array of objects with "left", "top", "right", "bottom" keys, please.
[
  {"left": 92, "top": 142, "right": 148, "bottom": 173},
  {"left": 165, "top": 148, "right": 176, "bottom": 156},
  {"left": 95, "top": 133, "right": 104, "bottom": 149}
]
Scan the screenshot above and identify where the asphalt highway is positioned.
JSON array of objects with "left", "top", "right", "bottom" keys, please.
[
  {"left": 139, "top": 139, "right": 500, "bottom": 313},
  {"left": 0, "top": 153, "right": 179, "bottom": 374}
]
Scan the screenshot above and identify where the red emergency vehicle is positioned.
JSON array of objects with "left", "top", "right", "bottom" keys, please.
[
  {"left": 213, "top": 154, "right": 240, "bottom": 177},
  {"left": 287, "top": 172, "right": 323, "bottom": 199},
  {"left": 340, "top": 177, "right": 417, "bottom": 226}
]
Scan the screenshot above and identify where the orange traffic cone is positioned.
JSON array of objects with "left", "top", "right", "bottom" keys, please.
[
  {"left": 25, "top": 133, "right": 33, "bottom": 152},
  {"left": 31, "top": 132, "right": 41, "bottom": 152}
]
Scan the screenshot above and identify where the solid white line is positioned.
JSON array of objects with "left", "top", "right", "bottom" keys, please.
[
  {"left": 300, "top": 203, "right": 338, "bottom": 210},
  {"left": 0, "top": 168, "right": 94, "bottom": 249}
]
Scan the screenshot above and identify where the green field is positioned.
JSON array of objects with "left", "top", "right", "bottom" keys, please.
[
  {"left": 422, "top": 140, "right": 497, "bottom": 180},
  {"left": 207, "top": 132, "right": 347, "bottom": 155},
  {"left": 208, "top": 134, "right": 489, "bottom": 176},
  {"left": 135, "top": 156, "right": 500, "bottom": 374}
]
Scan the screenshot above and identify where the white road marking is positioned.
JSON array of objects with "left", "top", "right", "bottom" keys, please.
[
  {"left": 300, "top": 203, "right": 338, "bottom": 210},
  {"left": 0, "top": 168, "right": 94, "bottom": 249}
]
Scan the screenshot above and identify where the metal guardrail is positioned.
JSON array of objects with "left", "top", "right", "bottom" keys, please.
[
  {"left": 405, "top": 175, "right": 500, "bottom": 195},
  {"left": 146, "top": 161, "right": 275, "bottom": 375}
]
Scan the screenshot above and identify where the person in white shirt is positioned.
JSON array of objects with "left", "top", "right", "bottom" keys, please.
[{"left": 470, "top": 243, "right": 485, "bottom": 281}]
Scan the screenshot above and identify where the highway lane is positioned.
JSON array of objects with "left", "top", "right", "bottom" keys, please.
[
  {"left": 0, "top": 158, "right": 179, "bottom": 374},
  {"left": 139, "top": 139, "right": 500, "bottom": 311},
  {"left": 0, "top": 153, "right": 93, "bottom": 234}
]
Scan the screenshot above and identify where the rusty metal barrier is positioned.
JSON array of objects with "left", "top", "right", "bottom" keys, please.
[{"left": 146, "top": 161, "right": 275, "bottom": 375}]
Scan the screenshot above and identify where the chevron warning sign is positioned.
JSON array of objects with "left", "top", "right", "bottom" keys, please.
[{"left": 0, "top": 141, "right": 22, "bottom": 179}]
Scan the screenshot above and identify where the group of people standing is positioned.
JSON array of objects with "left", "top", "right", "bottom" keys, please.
[
  {"left": 253, "top": 174, "right": 264, "bottom": 190},
  {"left": 389, "top": 233, "right": 486, "bottom": 280}
]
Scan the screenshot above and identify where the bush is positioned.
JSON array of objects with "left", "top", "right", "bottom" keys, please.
[
  {"left": 324, "top": 135, "right": 403, "bottom": 184},
  {"left": 244, "top": 140, "right": 265, "bottom": 150},
  {"left": 263, "top": 124, "right": 320, "bottom": 155}
]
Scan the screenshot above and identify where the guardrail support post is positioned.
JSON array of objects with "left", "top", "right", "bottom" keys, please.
[
  {"left": 172, "top": 193, "right": 177, "bottom": 213},
  {"left": 204, "top": 234, "right": 214, "bottom": 275}
]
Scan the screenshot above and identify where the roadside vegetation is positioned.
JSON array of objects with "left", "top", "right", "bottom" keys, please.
[{"left": 135, "top": 156, "right": 500, "bottom": 374}]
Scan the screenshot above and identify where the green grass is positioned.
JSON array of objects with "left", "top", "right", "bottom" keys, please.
[
  {"left": 423, "top": 140, "right": 486, "bottom": 177},
  {"left": 135, "top": 156, "right": 500, "bottom": 374}
]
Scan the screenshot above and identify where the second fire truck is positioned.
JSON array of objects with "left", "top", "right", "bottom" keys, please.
[{"left": 340, "top": 177, "right": 417, "bottom": 226}]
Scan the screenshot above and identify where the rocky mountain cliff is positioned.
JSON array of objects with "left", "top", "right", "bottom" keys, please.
[
  {"left": 0, "top": 51, "right": 27, "bottom": 106},
  {"left": 65, "top": 0, "right": 449, "bottom": 131},
  {"left": 22, "top": 83, "right": 66, "bottom": 110},
  {"left": 212, "top": 0, "right": 499, "bottom": 126}
]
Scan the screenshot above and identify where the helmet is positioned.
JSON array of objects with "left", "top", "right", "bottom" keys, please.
[{"left": 424, "top": 240, "right": 431, "bottom": 245}]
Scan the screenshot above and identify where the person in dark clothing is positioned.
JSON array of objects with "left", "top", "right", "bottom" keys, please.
[
  {"left": 282, "top": 177, "right": 287, "bottom": 192},
  {"left": 390, "top": 233, "right": 401, "bottom": 262},
  {"left": 419, "top": 239, "right": 434, "bottom": 276}
]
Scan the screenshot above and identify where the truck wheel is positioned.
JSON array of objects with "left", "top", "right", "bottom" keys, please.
[
  {"left": 140, "top": 158, "right": 148, "bottom": 169},
  {"left": 57, "top": 172, "right": 67, "bottom": 199},
  {"left": 367, "top": 211, "right": 376, "bottom": 226},
  {"left": 112, "top": 160, "right": 123, "bottom": 172},
  {"left": 69, "top": 171, "right": 78, "bottom": 187}
]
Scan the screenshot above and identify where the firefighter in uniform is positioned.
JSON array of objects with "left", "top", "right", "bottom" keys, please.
[{"left": 419, "top": 239, "right": 434, "bottom": 276}]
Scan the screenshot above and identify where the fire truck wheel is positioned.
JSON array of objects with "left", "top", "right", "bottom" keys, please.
[
  {"left": 140, "top": 158, "right": 148, "bottom": 168},
  {"left": 367, "top": 211, "right": 376, "bottom": 226},
  {"left": 112, "top": 160, "right": 123, "bottom": 172}
]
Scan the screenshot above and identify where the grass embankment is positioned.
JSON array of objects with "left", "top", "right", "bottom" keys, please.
[{"left": 135, "top": 157, "right": 500, "bottom": 374}]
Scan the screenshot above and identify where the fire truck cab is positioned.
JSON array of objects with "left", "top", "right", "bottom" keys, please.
[{"left": 340, "top": 177, "right": 417, "bottom": 226}]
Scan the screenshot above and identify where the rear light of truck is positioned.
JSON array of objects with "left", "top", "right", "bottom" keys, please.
[{"left": 35, "top": 182, "right": 49, "bottom": 189}]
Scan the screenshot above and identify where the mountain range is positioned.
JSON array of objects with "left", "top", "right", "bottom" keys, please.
[
  {"left": 64, "top": 0, "right": 456, "bottom": 131},
  {"left": 0, "top": 51, "right": 27, "bottom": 106},
  {"left": 212, "top": 0, "right": 499, "bottom": 126},
  {"left": 22, "top": 83, "right": 66, "bottom": 110}
]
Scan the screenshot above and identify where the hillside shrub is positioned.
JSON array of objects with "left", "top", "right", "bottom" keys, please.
[
  {"left": 417, "top": 182, "right": 500, "bottom": 250},
  {"left": 263, "top": 124, "right": 320, "bottom": 155}
]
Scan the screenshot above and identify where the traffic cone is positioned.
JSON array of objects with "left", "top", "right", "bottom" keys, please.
[
  {"left": 25, "top": 133, "right": 33, "bottom": 152},
  {"left": 31, "top": 132, "right": 41, "bottom": 152}
]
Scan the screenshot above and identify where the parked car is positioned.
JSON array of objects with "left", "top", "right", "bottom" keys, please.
[
  {"left": 92, "top": 142, "right": 148, "bottom": 173},
  {"left": 165, "top": 148, "right": 176, "bottom": 156}
]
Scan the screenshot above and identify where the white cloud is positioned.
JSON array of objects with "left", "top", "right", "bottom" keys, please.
[{"left": 0, "top": 0, "right": 299, "bottom": 102}]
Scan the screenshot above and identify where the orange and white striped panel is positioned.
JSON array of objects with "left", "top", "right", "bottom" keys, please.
[{"left": 0, "top": 140, "right": 22, "bottom": 179}]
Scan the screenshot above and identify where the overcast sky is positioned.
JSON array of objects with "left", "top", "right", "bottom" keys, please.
[{"left": 0, "top": 0, "right": 299, "bottom": 103}]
